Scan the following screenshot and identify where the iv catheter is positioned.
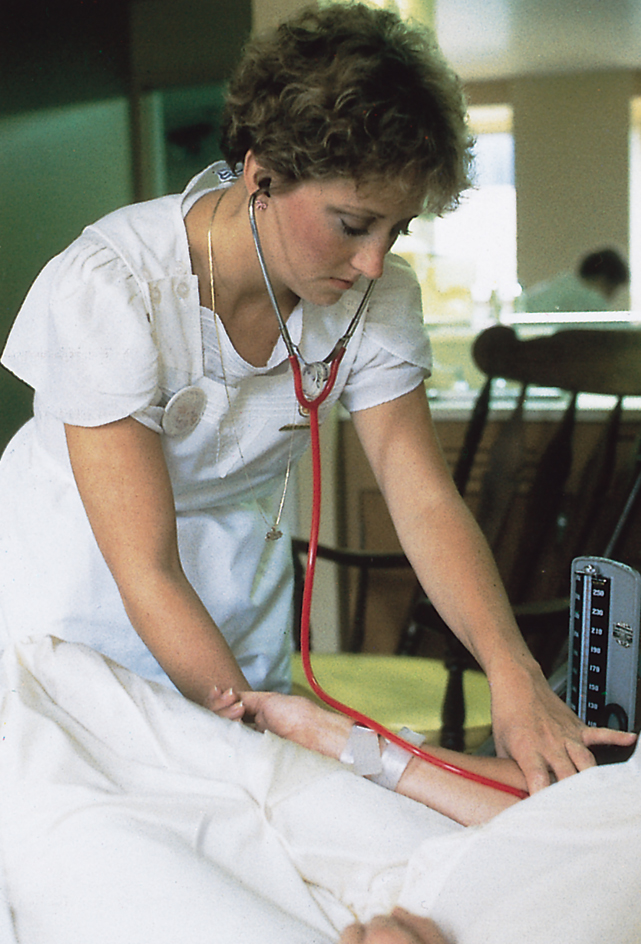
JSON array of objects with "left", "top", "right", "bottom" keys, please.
[{"left": 249, "top": 189, "right": 528, "bottom": 800}]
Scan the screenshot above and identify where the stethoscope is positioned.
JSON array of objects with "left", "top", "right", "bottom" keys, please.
[
  {"left": 249, "top": 188, "right": 527, "bottom": 799},
  {"left": 248, "top": 187, "right": 377, "bottom": 409}
]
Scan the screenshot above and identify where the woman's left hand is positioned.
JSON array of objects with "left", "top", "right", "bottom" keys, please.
[{"left": 490, "top": 660, "right": 636, "bottom": 793}]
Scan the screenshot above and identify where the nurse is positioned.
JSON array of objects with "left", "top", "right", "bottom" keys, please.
[{"left": 0, "top": 2, "right": 624, "bottom": 793}]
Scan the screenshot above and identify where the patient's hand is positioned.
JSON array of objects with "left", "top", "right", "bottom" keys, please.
[
  {"left": 241, "top": 690, "right": 351, "bottom": 759},
  {"left": 340, "top": 909, "right": 449, "bottom": 944}
]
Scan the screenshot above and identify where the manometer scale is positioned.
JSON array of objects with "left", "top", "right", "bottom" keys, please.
[{"left": 568, "top": 557, "right": 641, "bottom": 731}]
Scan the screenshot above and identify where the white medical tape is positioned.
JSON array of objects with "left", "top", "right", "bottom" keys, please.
[
  {"left": 339, "top": 724, "right": 383, "bottom": 776},
  {"left": 367, "top": 727, "right": 425, "bottom": 791}
]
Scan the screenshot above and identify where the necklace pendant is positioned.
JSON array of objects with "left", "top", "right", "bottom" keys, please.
[{"left": 265, "top": 526, "right": 283, "bottom": 541}]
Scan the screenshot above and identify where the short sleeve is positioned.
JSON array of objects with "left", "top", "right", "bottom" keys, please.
[
  {"left": 1, "top": 233, "right": 160, "bottom": 426},
  {"left": 339, "top": 255, "right": 432, "bottom": 414}
]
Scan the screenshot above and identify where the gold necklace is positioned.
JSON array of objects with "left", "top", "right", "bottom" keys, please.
[{"left": 207, "top": 188, "right": 296, "bottom": 542}]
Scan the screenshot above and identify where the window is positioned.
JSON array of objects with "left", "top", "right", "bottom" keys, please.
[{"left": 395, "top": 104, "right": 516, "bottom": 394}]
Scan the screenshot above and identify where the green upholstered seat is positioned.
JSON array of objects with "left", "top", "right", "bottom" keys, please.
[{"left": 291, "top": 652, "right": 491, "bottom": 750}]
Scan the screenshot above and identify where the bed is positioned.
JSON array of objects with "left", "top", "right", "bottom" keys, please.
[{"left": 0, "top": 635, "right": 639, "bottom": 943}]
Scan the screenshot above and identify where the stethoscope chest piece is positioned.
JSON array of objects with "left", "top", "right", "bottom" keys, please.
[
  {"left": 301, "top": 360, "right": 331, "bottom": 400},
  {"left": 162, "top": 385, "right": 207, "bottom": 436}
]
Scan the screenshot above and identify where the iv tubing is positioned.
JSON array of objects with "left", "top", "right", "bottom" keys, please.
[{"left": 290, "top": 354, "right": 528, "bottom": 800}]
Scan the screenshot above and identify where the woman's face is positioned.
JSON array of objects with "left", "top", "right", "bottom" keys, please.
[{"left": 256, "top": 174, "right": 426, "bottom": 307}]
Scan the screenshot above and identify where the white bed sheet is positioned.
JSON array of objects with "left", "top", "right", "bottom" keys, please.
[
  {"left": 0, "top": 636, "right": 457, "bottom": 944},
  {"left": 400, "top": 747, "right": 641, "bottom": 943},
  {"left": 0, "top": 636, "right": 639, "bottom": 944}
]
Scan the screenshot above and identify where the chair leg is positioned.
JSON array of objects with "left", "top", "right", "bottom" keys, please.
[
  {"left": 440, "top": 658, "right": 466, "bottom": 751},
  {"left": 396, "top": 615, "right": 423, "bottom": 656}
]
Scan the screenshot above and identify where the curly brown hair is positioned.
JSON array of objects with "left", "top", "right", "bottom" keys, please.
[{"left": 219, "top": 2, "right": 473, "bottom": 215}]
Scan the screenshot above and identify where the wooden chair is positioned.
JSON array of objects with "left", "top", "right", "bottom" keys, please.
[
  {"left": 292, "top": 325, "right": 641, "bottom": 751},
  {"left": 400, "top": 324, "right": 641, "bottom": 749}
]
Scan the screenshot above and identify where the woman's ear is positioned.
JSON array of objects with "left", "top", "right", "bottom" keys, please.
[{"left": 243, "top": 151, "right": 272, "bottom": 196}]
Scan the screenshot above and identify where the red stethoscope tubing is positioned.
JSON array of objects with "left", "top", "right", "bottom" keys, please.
[{"left": 289, "top": 352, "right": 528, "bottom": 800}]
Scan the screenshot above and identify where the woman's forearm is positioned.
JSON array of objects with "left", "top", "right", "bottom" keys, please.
[
  {"left": 117, "top": 563, "right": 249, "bottom": 705},
  {"left": 399, "top": 495, "right": 538, "bottom": 679},
  {"left": 351, "top": 389, "right": 537, "bottom": 681},
  {"left": 65, "top": 418, "right": 249, "bottom": 709}
]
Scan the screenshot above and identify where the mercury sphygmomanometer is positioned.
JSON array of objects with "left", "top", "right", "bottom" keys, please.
[{"left": 568, "top": 556, "right": 641, "bottom": 734}]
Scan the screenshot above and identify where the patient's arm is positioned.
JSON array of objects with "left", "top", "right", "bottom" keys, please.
[
  {"left": 241, "top": 691, "right": 527, "bottom": 826},
  {"left": 340, "top": 909, "right": 448, "bottom": 944}
]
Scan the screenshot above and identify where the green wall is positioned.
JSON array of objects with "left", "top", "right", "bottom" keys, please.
[
  {"left": 0, "top": 1, "right": 132, "bottom": 450},
  {"left": 0, "top": 100, "right": 134, "bottom": 448},
  {"left": 0, "top": 0, "right": 251, "bottom": 452}
]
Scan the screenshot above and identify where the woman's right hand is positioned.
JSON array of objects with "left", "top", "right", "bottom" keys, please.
[
  {"left": 339, "top": 909, "right": 449, "bottom": 944},
  {"left": 205, "top": 686, "right": 246, "bottom": 720}
]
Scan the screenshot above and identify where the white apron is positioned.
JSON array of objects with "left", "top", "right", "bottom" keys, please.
[{"left": 0, "top": 164, "right": 431, "bottom": 694}]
